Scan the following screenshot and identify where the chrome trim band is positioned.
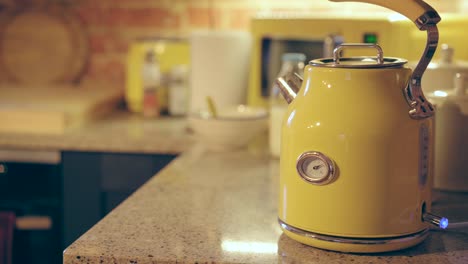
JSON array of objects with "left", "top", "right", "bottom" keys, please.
[{"left": 279, "top": 219, "right": 429, "bottom": 245}]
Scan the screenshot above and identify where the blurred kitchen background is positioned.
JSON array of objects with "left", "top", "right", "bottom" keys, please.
[{"left": 0, "top": 0, "right": 466, "bottom": 85}]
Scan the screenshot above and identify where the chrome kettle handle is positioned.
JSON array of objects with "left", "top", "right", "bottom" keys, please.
[
  {"left": 405, "top": 26, "right": 438, "bottom": 119},
  {"left": 329, "top": 0, "right": 441, "bottom": 119},
  {"left": 329, "top": 0, "right": 440, "bottom": 29}
]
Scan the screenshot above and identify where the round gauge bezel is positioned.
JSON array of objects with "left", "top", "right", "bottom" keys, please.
[{"left": 296, "top": 151, "right": 336, "bottom": 185}]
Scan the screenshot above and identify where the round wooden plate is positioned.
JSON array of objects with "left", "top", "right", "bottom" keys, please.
[{"left": 0, "top": 8, "right": 88, "bottom": 84}]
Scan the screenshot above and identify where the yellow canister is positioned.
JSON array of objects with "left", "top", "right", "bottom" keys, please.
[
  {"left": 125, "top": 39, "right": 190, "bottom": 113},
  {"left": 277, "top": 44, "right": 436, "bottom": 253}
]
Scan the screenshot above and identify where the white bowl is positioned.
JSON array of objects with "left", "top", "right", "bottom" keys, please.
[{"left": 188, "top": 105, "right": 268, "bottom": 151}]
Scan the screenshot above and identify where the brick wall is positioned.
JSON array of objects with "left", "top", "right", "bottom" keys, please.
[{"left": 2, "top": 0, "right": 467, "bottom": 84}]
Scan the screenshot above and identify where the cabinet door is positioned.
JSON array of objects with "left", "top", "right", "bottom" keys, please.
[
  {"left": 0, "top": 161, "right": 62, "bottom": 264},
  {"left": 62, "top": 152, "right": 176, "bottom": 247},
  {"left": 100, "top": 153, "right": 176, "bottom": 213},
  {"left": 102, "top": 191, "right": 132, "bottom": 214},
  {"left": 62, "top": 152, "right": 101, "bottom": 248},
  {"left": 100, "top": 153, "right": 174, "bottom": 192}
]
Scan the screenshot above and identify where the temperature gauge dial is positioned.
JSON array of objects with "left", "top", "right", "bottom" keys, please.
[{"left": 296, "top": 151, "right": 336, "bottom": 185}]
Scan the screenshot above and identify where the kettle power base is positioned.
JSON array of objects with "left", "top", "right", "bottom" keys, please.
[{"left": 279, "top": 220, "right": 429, "bottom": 253}]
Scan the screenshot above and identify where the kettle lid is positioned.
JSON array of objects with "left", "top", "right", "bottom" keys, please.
[
  {"left": 310, "top": 43, "right": 407, "bottom": 69},
  {"left": 310, "top": 57, "right": 407, "bottom": 69}
]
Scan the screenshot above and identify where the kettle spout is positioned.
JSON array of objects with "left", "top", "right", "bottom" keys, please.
[{"left": 275, "top": 72, "right": 303, "bottom": 104}]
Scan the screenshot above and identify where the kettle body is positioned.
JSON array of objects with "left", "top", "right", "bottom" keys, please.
[
  {"left": 278, "top": 55, "right": 435, "bottom": 252},
  {"left": 276, "top": 0, "right": 446, "bottom": 253}
]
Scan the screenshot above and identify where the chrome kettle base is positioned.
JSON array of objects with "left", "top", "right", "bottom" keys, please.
[{"left": 279, "top": 219, "right": 429, "bottom": 253}]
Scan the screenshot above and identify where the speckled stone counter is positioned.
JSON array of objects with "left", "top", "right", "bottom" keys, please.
[
  {"left": 0, "top": 112, "right": 193, "bottom": 154},
  {"left": 63, "top": 145, "right": 468, "bottom": 264}
]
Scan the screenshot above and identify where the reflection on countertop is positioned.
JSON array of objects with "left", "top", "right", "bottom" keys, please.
[
  {"left": 0, "top": 111, "right": 194, "bottom": 154},
  {"left": 62, "top": 145, "right": 468, "bottom": 264}
]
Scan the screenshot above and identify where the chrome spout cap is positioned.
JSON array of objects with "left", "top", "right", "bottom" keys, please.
[{"left": 275, "top": 72, "right": 303, "bottom": 104}]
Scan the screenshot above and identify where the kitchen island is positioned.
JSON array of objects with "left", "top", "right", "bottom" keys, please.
[
  {"left": 62, "top": 144, "right": 468, "bottom": 263},
  {"left": 1, "top": 112, "right": 467, "bottom": 263}
]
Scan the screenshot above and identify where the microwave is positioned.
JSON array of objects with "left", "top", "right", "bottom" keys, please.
[
  {"left": 258, "top": 34, "right": 344, "bottom": 99},
  {"left": 247, "top": 14, "right": 468, "bottom": 107}
]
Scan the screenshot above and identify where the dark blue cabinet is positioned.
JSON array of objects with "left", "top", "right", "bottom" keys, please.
[
  {"left": 62, "top": 152, "right": 176, "bottom": 248},
  {"left": 0, "top": 161, "right": 62, "bottom": 264},
  {"left": 0, "top": 151, "right": 175, "bottom": 264}
]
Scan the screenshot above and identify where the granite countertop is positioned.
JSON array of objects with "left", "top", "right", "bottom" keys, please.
[
  {"left": 63, "top": 145, "right": 468, "bottom": 264},
  {"left": 0, "top": 111, "right": 193, "bottom": 154}
]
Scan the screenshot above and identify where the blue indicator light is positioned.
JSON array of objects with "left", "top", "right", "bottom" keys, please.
[{"left": 440, "top": 218, "right": 449, "bottom": 229}]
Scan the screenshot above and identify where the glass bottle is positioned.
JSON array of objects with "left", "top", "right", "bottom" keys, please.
[
  {"left": 142, "top": 49, "right": 161, "bottom": 118},
  {"left": 168, "top": 64, "right": 189, "bottom": 116},
  {"left": 269, "top": 53, "right": 306, "bottom": 158}
]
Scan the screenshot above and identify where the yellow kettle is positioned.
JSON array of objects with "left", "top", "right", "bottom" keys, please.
[{"left": 277, "top": 0, "right": 448, "bottom": 253}]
